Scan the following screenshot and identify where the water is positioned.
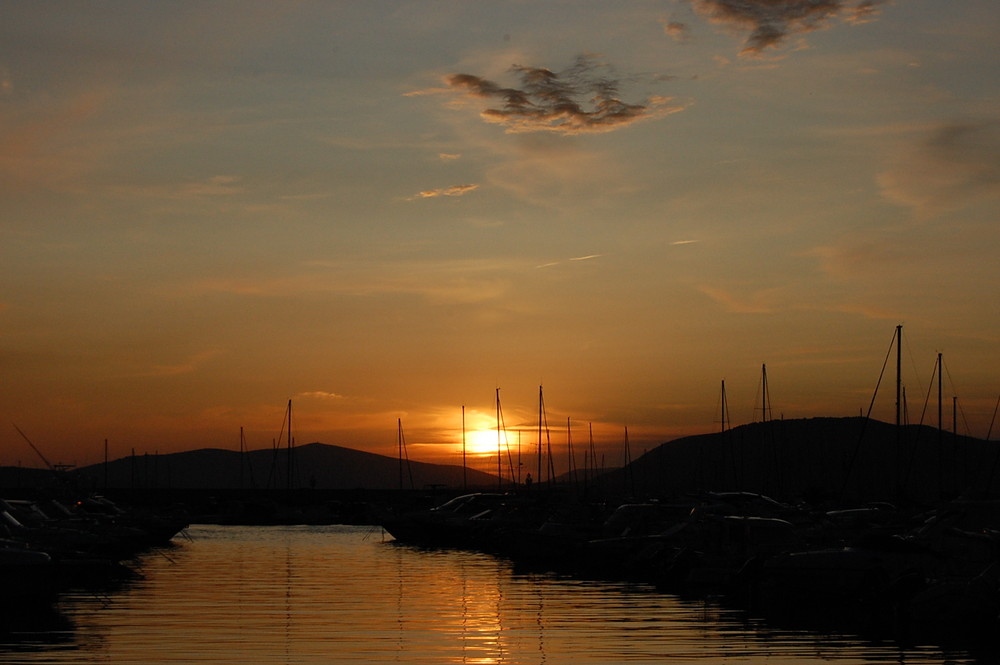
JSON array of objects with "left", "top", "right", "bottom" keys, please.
[{"left": 0, "top": 525, "right": 987, "bottom": 664}]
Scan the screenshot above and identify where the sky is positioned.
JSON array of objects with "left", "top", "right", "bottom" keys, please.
[{"left": 2, "top": 1, "right": 999, "bottom": 477}]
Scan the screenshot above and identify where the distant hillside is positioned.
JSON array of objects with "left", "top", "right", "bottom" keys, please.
[
  {"left": 609, "top": 416, "right": 1000, "bottom": 505},
  {"left": 7, "top": 418, "right": 997, "bottom": 505},
  {"left": 66, "top": 442, "right": 499, "bottom": 491}
]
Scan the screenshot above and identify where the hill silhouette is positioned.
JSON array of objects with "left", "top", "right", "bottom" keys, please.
[
  {"left": 5, "top": 418, "right": 998, "bottom": 506},
  {"left": 609, "top": 416, "right": 1000, "bottom": 505},
  {"left": 66, "top": 442, "right": 499, "bottom": 491}
]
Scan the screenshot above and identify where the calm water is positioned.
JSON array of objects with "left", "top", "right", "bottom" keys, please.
[{"left": 0, "top": 525, "right": 988, "bottom": 664}]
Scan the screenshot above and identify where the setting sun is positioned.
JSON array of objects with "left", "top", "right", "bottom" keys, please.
[{"left": 464, "top": 429, "right": 505, "bottom": 457}]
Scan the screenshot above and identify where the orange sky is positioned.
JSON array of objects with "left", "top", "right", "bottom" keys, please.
[{"left": 2, "top": 2, "right": 999, "bottom": 475}]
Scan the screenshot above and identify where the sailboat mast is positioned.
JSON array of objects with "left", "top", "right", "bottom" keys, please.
[
  {"left": 623, "top": 426, "right": 633, "bottom": 495},
  {"left": 462, "top": 405, "right": 467, "bottom": 490},
  {"left": 286, "top": 399, "right": 293, "bottom": 492},
  {"left": 720, "top": 379, "right": 729, "bottom": 433},
  {"left": 895, "top": 324, "right": 902, "bottom": 428},
  {"left": 938, "top": 353, "right": 943, "bottom": 441},
  {"left": 239, "top": 427, "right": 244, "bottom": 491},
  {"left": 761, "top": 364, "right": 771, "bottom": 423},
  {"left": 496, "top": 388, "right": 502, "bottom": 489},
  {"left": 537, "top": 385, "right": 544, "bottom": 485}
]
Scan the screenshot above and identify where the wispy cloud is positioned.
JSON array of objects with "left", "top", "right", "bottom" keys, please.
[
  {"left": 108, "top": 175, "right": 244, "bottom": 201},
  {"left": 444, "top": 55, "right": 684, "bottom": 135},
  {"left": 536, "top": 254, "right": 602, "bottom": 269},
  {"left": 877, "top": 121, "right": 1000, "bottom": 217},
  {"left": 698, "top": 285, "right": 779, "bottom": 313},
  {"left": 408, "top": 183, "right": 479, "bottom": 200},
  {"left": 142, "top": 350, "right": 222, "bottom": 377},
  {"left": 688, "top": 0, "right": 887, "bottom": 56},
  {"left": 296, "top": 391, "right": 345, "bottom": 400},
  {"left": 184, "top": 258, "right": 526, "bottom": 307}
]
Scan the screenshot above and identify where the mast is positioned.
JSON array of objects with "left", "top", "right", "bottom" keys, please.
[
  {"left": 397, "top": 418, "right": 414, "bottom": 490},
  {"left": 895, "top": 325, "right": 902, "bottom": 428},
  {"left": 756, "top": 364, "right": 772, "bottom": 423},
  {"left": 496, "top": 388, "right": 502, "bottom": 488},
  {"left": 720, "top": 379, "right": 730, "bottom": 433},
  {"left": 537, "top": 385, "right": 543, "bottom": 484},
  {"left": 286, "top": 399, "right": 293, "bottom": 492},
  {"left": 566, "top": 416, "right": 576, "bottom": 486},
  {"left": 938, "top": 353, "right": 943, "bottom": 442},
  {"left": 953, "top": 396, "right": 958, "bottom": 436},
  {"left": 239, "top": 427, "right": 245, "bottom": 490},
  {"left": 462, "top": 405, "right": 467, "bottom": 490},
  {"left": 584, "top": 422, "right": 597, "bottom": 488},
  {"left": 623, "top": 426, "right": 634, "bottom": 496}
]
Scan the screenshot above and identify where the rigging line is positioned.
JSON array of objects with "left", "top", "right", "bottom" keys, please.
[
  {"left": 901, "top": 327, "right": 927, "bottom": 406},
  {"left": 752, "top": 370, "right": 763, "bottom": 423},
  {"left": 941, "top": 358, "right": 973, "bottom": 437},
  {"left": 842, "top": 329, "right": 895, "bottom": 496},
  {"left": 985, "top": 395, "right": 1000, "bottom": 493},
  {"left": 902, "top": 356, "right": 940, "bottom": 492},
  {"left": 714, "top": 379, "right": 724, "bottom": 431},
  {"left": 987, "top": 394, "right": 1000, "bottom": 441},
  {"left": 12, "top": 423, "right": 55, "bottom": 472},
  {"left": 916, "top": 355, "right": 938, "bottom": 429}
]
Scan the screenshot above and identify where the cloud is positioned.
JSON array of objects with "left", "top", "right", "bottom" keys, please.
[
  {"left": 408, "top": 183, "right": 479, "bottom": 200},
  {"left": 688, "top": 0, "right": 887, "bottom": 55},
  {"left": 877, "top": 121, "right": 1000, "bottom": 216},
  {"left": 662, "top": 20, "right": 691, "bottom": 42},
  {"left": 297, "top": 391, "right": 345, "bottom": 400},
  {"left": 185, "top": 257, "right": 524, "bottom": 307},
  {"left": 142, "top": 350, "right": 221, "bottom": 377},
  {"left": 699, "top": 285, "right": 779, "bottom": 313},
  {"left": 108, "top": 175, "right": 244, "bottom": 200},
  {"left": 445, "top": 55, "right": 684, "bottom": 135},
  {"left": 438, "top": 153, "right": 461, "bottom": 160},
  {"left": 536, "top": 254, "right": 602, "bottom": 268},
  {"left": 179, "top": 175, "right": 243, "bottom": 197}
]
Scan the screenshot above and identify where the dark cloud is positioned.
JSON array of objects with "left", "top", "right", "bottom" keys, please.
[
  {"left": 446, "top": 56, "right": 681, "bottom": 135},
  {"left": 690, "top": 0, "right": 887, "bottom": 55},
  {"left": 878, "top": 121, "right": 1000, "bottom": 215}
]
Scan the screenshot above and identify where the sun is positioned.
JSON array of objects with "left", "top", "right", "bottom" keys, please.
[{"left": 464, "top": 429, "right": 503, "bottom": 457}]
